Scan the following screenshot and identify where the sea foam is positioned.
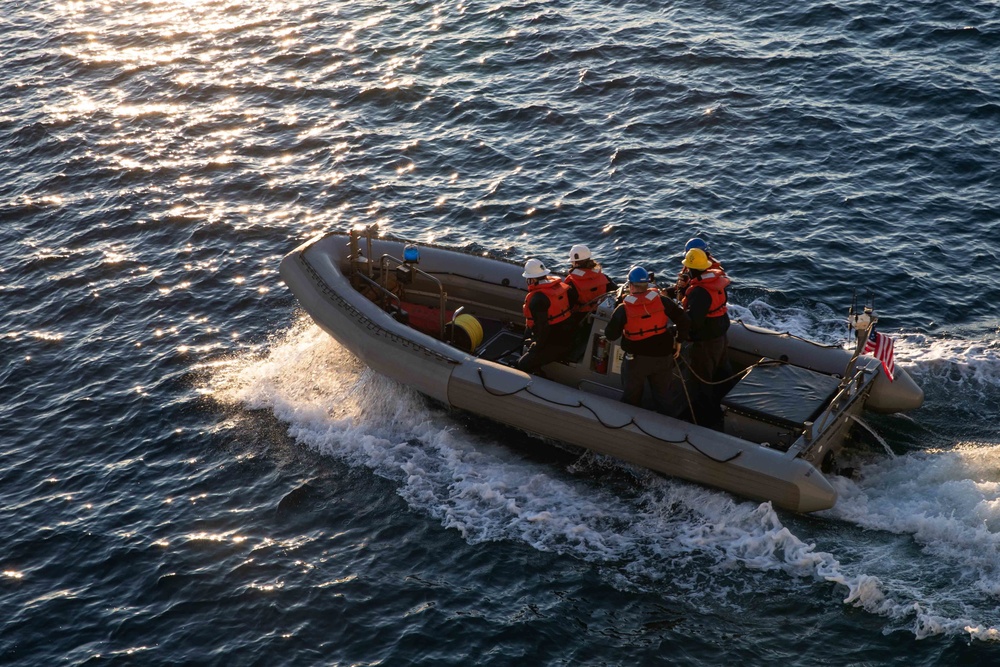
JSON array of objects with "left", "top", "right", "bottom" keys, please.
[{"left": 213, "top": 315, "right": 1000, "bottom": 641}]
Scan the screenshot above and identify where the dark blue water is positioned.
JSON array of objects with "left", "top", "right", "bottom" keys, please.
[{"left": 3, "top": 0, "right": 1000, "bottom": 664}]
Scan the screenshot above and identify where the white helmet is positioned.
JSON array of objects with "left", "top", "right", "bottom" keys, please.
[
  {"left": 569, "top": 244, "right": 592, "bottom": 263},
  {"left": 522, "top": 258, "right": 550, "bottom": 279}
]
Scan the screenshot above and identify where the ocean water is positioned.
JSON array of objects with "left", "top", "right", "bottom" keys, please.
[{"left": 2, "top": 0, "right": 1000, "bottom": 664}]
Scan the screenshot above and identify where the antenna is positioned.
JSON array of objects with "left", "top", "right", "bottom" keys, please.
[
  {"left": 847, "top": 289, "right": 858, "bottom": 346},
  {"left": 841, "top": 288, "right": 878, "bottom": 388}
]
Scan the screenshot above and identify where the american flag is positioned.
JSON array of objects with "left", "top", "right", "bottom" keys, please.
[{"left": 864, "top": 327, "right": 895, "bottom": 382}]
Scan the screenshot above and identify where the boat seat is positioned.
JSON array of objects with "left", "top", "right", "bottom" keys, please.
[
  {"left": 475, "top": 330, "right": 524, "bottom": 364},
  {"left": 475, "top": 316, "right": 506, "bottom": 343}
]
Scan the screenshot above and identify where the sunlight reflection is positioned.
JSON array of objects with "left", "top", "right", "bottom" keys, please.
[
  {"left": 318, "top": 574, "right": 358, "bottom": 588},
  {"left": 102, "top": 247, "right": 131, "bottom": 264},
  {"left": 29, "top": 331, "right": 65, "bottom": 342},
  {"left": 248, "top": 581, "right": 285, "bottom": 592},
  {"left": 47, "top": 96, "right": 98, "bottom": 122},
  {"left": 184, "top": 530, "right": 248, "bottom": 544}
]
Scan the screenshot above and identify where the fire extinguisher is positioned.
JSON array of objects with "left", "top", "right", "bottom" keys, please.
[{"left": 592, "top": 333, "right": 608, "bottom": 374}]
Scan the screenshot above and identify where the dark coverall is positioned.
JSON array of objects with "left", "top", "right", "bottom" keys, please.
[
  {"left": 683, "top": 282, "right": 732, "bottom": 429},
  {"left": 515, "top": 285, "right": 579, "bottom": 375},
  {"left": 604, "top": 295, "right": 691, "bottom": 417}
]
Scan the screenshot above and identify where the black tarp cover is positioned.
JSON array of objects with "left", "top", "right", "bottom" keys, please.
[{"left": 721, "top": 362, "right": 842, "bottom": 429}]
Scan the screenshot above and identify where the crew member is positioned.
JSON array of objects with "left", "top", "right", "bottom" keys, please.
[
  {"left": 663, "top": 237, "right": 726, "bottom": 299},
  {"left": 680, "top": 247, "right": 732, "bottom": 429},
  {"left": 516, "top": 258, "right": 577, "bottom": 375},
  {"left": 683, "top": 237, "right": 724, "bottom": 272},
  {"left": 604, "top": 266, "right": 690, "bottom": 416},
  {"left": 563, "top": 244, "right": 616, "bottom": 324}
]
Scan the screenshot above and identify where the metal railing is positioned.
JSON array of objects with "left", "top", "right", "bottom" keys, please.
[
  {"left": 353, "top": 272, "right": 402, "bottom": 314},
  {"left": 380, "top": 253, "right": 448, "bottom": 339},
  {"left": 346, "top": 225, "right": 450, "bottom": 339}
]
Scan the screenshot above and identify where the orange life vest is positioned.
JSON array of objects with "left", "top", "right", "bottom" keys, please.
[
  {"left": 523, "top": 277, "right": 573, "bottom": 329},
  {"left": 622, "top": 289, "right": 670, "bottom": 341},
  {"left": 682, "top": 269, "right": 730, "bottom": 317},
  {"left": 704, "top": 255, "right": 725, "bottom": 273},
  {"left": 565, "top": 268, "right": 609, "bottom": 313}
]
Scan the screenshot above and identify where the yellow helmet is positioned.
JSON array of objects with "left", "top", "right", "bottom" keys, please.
[{"left": 682, "top": 248, "right": 711, "bottom": 271}]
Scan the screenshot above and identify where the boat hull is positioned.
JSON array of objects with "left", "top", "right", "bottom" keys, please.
[
  {"left": 279, "top": 231, "right": 921, "bottom": 513},
  {"left": 447, "top": 360, "right": 836, "bottom": 512}
]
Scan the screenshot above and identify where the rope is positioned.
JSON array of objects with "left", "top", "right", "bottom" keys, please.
[
  {"left": 676, "top": 354, "right": 788, "bottom": 386},
  {"left": 673, "top": 356, "right": 698, "bottom": 426},
  {"left": 474, "top": 368, "right": 743, "bottom": 464},
  {"left": 476, "top": 368, "right": 524, "bottom": 397},
  {"left": 663, "top": 358, "right": 740, "bottom": 462},
  {"left": 672, "top": 353, "right": 787, "bottom": 429}
]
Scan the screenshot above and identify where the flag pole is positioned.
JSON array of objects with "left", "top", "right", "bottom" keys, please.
[{"left": 840, "top": 305, "right": 876, "bottom": 392}]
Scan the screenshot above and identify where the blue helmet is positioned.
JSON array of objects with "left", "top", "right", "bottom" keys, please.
[
  {"left": 685, "top": 237, "right": 708, "bottom": 253},
  {"left": 627, "top": 265, "right": 649, "bottom": 284},
  {"left": 403, "top": 245, "right": 420, "bottom": 262}
]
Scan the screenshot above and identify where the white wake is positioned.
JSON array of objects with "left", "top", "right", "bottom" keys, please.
[{"left": 210, "top": 314, "right": 1000, "bottom": 642}]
